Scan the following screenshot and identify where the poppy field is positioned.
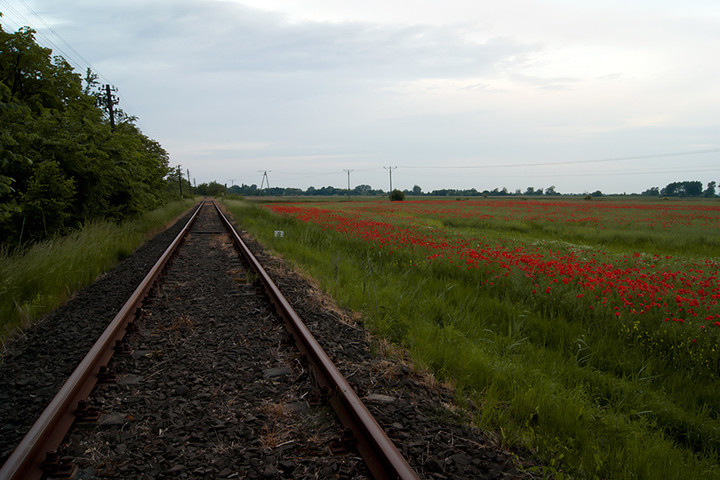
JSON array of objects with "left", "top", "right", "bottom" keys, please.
[{"left": 225, "top": 197, "right": 720, "bottom": 479}]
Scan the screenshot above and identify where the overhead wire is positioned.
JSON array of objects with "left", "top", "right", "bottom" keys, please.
[
  {"left": 0, "top": 1, "right": 142, "bottom": 125},
  {"left": 0, "top": 0, "right": 85, "bottom": 72},
  {"left": 457, "top": 166, "right": 720, "bottom": 179},
  {"left": 17, "top": 0, "right": 95, "bottom": 69},
  {"left": 253, "top": 161, "right": 720, "bottom": 189},
  {"left": 396, "top": 148, "right": 720, "bottom": 170},
  {"left": 278, "top": 166, "right": 376, "bottom": 181},
  {"left": 0, "top": 7, "right": 22, "bottom": 30}
]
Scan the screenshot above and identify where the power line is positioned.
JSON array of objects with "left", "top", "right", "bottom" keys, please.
[
  {"left": 383, "top": 166, "right": 397, "bottom": 192},
  {"left": 270, "top": 166, "right": 376, "bottom": 181},
  {"left": 0, "top": 0, "right": 85, "bottom": 72},
  {"left": 0, "top": 2, "right": 140, "bottom": 122},
  {"left": 235, "top": 162, "right": 720, "bottom": 184},
  {"left": 486, "top": 166, "right": 720, "bottom": 179},
  {"left": 17, "top": 0, "right": 95, "bottom": 69},
  {"left": 0, "top": 8, "right": 23, "bottom": 30},
  {"left": 389, "top": 165, "right": 720, "bottom": 179},
  {"left": 397, "top": 148, "right": 720, "bottom": 170},
  {"left": 228, "top": 165, "right": 720, "bottom": 193},
  {"left": 102, "top": 84, "right": 119, "bottom": 131},
  {"left": 343, "top": 169, "right": 354, "bottom": 191}
]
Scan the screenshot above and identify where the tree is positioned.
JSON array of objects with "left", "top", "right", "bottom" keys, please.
[
  {"left": 642, "top": 186, "right": 660, "bottom": 196},
  {"left": 196, "top": 181, "right": 226, "bottom": 196},
  {"left": 684, "top": 181, "right": 703, "bottom": 196},
  {"left": 21, "top": 161, "right": 76, "bottom": 239},
  {"left": 0, "top": 25, "right": 170, "bottom": 247},
  {"left": 412, "top": 185, "right": 422, "bottom": 195},
  {"left": 545, "top": 185, "right": 559, "bottom": 196},
  {"left": 230, "top": 184, "right": 259, "bottom": 196},
  {"left": 353, "top": 184, "right": 372, "bottom": 195},
  {"left": 524, "top": 187, "right": 544, "bottom": 196},
  {"left": 662, "top": 181, "right": 703, "bottom": 197},
  {"left": 83, "top": 67, "right": 99, "bottom": 95},
  {"left": 165, "top": 167, "right": 192, "bottom": 198},
  {"left": 317, "top": 185, "right": 340, "bottom": 195},
  {"left": 704, "top": 181, "right": 716, "bottom": 198}
]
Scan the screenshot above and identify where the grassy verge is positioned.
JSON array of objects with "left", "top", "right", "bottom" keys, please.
[
  {"left": 223, "top": 198, "right": 720, "bottom": 480},
  {"left": 0, "top": 198, "right": 197, "bottom": 343}
]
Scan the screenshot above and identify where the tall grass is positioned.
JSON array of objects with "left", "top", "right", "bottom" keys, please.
[
  {"left": 0, "top": 198, "right": 196, "bottom": 342},
  {"left": 224, "top": 198, "right": 720, "bottom": 479}
]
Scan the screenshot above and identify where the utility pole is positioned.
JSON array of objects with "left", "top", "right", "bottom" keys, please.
[
  {"left": 383, "top": 166, "right": 397, "bottom": 193},
  {"left": 229, "top": 179, "right": 237, "bottom": 187},
  {"left": 103, "top": 84, "right": 119, "bottom": 131},
  {"left": 343, "top": 169, "right": 354, "bottom": 194},
  {"left": 177, "top": 165, "right": 183, "bottom": 197},
  {"left": 259, "top": 170, "right": 271, "bottom": 190},
  {"left": 186, "top": 169, "right": 191, "bottom": 194}
]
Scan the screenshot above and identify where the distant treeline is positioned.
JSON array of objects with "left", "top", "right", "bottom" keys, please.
[
  {"left": 1, "top": 26, "right": 171, "bottom": 248},
  {"left": 191, "top": 181, "right": 718, "bottom": 198},
  {"left": 642, "top": 181, "right": 717, "bottom": 197},
  {"left": 226, "top": 183, "right": 387, "bottom": 197}
]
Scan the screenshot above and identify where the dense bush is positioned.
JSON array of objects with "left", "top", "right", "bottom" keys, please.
[
  {"left": 0, "top": 26, "right": 170, "bottom": 248},
  {"left": 389, "top": 189, "right": 405, "bottom": 201}
]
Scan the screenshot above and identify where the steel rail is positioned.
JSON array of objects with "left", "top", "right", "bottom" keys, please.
[
  {"left": 213, "top": 201, "right": 420, "bottom": 480},
  {"left": 0, "top": 201, "right": 204, "bottom": 480}
]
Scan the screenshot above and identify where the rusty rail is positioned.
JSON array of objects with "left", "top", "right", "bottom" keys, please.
[
  {"left": 213, "top": 201, "right": 420, "bottom": 480},
  {"left": 0, "top": 202, "right": 204, "bottom": 480}
]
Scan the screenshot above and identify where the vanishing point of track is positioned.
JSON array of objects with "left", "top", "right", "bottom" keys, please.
[{"left": 0, "top": 201, "right": 418, "bottom": 480}]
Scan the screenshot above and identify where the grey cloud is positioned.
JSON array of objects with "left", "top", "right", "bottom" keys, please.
[{"left": 45, "top": 0, "right": 535, "bottom": 80}]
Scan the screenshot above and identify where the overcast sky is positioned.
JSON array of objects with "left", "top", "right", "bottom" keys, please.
[{"left": 3, "top": 0, "right": 719, "bottom": 194}]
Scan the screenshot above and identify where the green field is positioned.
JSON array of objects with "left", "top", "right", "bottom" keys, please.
[{"left": 224, "top": 196, "right": 720, "bottom": 480}]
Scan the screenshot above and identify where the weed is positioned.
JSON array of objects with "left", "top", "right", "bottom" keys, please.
[{"left": 0, "top": 198, "right": 196, "bottom": 342}]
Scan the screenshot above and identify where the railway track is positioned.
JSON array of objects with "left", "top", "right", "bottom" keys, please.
[{"left": 1, "top": 201, "right": 529, "bottom": 479}]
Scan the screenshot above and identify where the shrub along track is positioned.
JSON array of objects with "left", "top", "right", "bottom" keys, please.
[{"left": 0, "top": 201, "right": 532, "bottom": 479}]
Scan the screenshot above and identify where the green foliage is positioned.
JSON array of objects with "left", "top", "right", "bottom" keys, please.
[
  {"left": 196, "top": 181, "right": 227, "bottom": 196},
  {"left": 0, "top": 25, "right": 170, "bottom": 248},
  {"left": 21, "top": 160, "right": 75, "bottom": 237},
  {"left": 704, "top": 181, "right": 717, "bottom": 198},
  {"left": 389, "top": 189, "right": 405, "bottom": 201},
  {"left": 663, "top": 181, "right": 704, "bottom": 197},
  {"left": 0, "top": 198, "right": 196, "bottom": 340}
]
